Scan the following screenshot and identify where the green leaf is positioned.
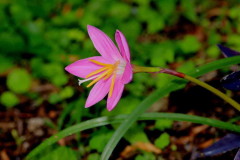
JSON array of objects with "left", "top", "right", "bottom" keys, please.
[
  {"left": 109, "top": 2, "right": 131, "bottom": 20},
  {"left": 124, "top": 124, "right": 149, "bottom": 144},
  {"left": 157, "top": 0, "right": 177, "bottom": 17},
  {"left": 48, "top": 93, "right": 61, "bottom": 104},
  {"left": 7, "top": 69, "right": 31, "bottom": 94},
  {"left": 207, "top": 45, "right": 220, "bottom": 58},
  {"left": 88, "top": 153, "right": 100, "bottom": 160},
  {"left": 154, "top": 132, "right": 170, "bottom": 149},
  {"left": 181, "top": 0, "right": 197, "bottom": 22},
  {"left": 135, "top": 152, "right": 155, "bottom": 160},
  {"left": 155, "top": 119, "right": 173, "bottom": 131},
  {"left": 150, "top": 42, "right": 175, "bottom": 67},
  {"left": 26, "top": 112, "right": 240, "bottom": 159},
  {"left": 0, "top": 32, "right": 25, "bottom": 54},
  {"left": 178, "top": 35, "right": 201, "bottom": 55},
  {"left": 0, "top": 56, "right": 13, "bottom": 74},
  {"left": 39, "top": 146, "right": 77, "bottom": 160},
  {"left": 147, "top": 16, "right": 165, "bottom": 33},
  {"left": 0, "top": 91, "right": 19, "bottom": 108},
  {"left": 89, "top": 128, "right": 114, "bottom": 152},
  {"left": 60, "top": 86, "right": 74, "bottom": 99}
]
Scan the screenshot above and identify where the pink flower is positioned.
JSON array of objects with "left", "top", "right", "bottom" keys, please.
[{"left": 65, "top": 25, "right": 132, "bottom": 111}]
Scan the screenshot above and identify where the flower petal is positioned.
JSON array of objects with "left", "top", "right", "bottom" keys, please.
[
  {"left": 87, "top": 25, "right": 121, "bottom": 61},
  {"left": 115, "top": 30, "right": 131, "bottom": 62},
  {"left": 65, "top": 56, "right": 109, "bottom": 78},
  {"left": 221, "top": 71, "right": 240, "bottom": 91},
  {"left": 107, "top": 78, "right": 124, "bottom": 111},
  {"left": 85, "top": 78, "right": 111, "bottom": 108},
  {"left": 217, "top": 44, "right": 240, "bottom": 57},
  {"left": 121, "top": 62, "right": 133, "bottom": 84}
]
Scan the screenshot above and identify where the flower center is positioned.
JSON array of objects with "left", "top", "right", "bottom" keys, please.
[{"left": 79, "top": 59, "right": 126, "bottom": 97}]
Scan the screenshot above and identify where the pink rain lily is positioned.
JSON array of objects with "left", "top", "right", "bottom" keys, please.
[{"left": 65, "top": 25, "right": 132, "bottom": 111}]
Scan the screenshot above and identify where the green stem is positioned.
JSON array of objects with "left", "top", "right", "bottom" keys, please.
[
  {"left": 184, "top": 74, "right": 240, "bottom": 111},
  {"left": 133, "top": 65, "right": 240, "bottom": 111}
]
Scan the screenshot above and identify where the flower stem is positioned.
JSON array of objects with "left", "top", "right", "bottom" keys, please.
[
  {"left": 183, "top": 74, "right": 240, "bottom": 111},
  {"left": 133, "top": 65, "right": 240, "bottom": 111}
]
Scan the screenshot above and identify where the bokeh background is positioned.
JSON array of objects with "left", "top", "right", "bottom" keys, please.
[{"left": 1, "top": 0, "right": 240, "bottom": 159}]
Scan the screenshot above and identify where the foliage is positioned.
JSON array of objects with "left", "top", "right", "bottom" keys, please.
[{"left": 1, "top": 0, "right": 240, "bottom": 159}]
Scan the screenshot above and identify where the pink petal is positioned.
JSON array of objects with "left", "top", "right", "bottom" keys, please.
[
  {"left": 87, "top": 25, "right": 122, "bottom": 62},
  {"left": 121, "top": 62, "right": 133, "bottom": 84},
  {"left": 115, "top": 30, "right": 131, "bottom": 62},
  {"left": 85, "top": 78, "right": 111, "bottom": 108},
  {"left": 65, "top": 56, "right": 109, "bottom": 78},
  {"left": 107, "top": 78, "right": 124, "bottom": 111}
]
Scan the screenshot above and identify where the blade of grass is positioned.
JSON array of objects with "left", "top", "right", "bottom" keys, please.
[
  {"left": 101, "top": 56, "right": 240, "bottom": 160},
  {"left": 26, "top": 112, "right": 240, "bottom": 159}
]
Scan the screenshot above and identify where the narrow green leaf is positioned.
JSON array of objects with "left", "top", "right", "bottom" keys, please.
[
  {"left": 26, "top": 112, "right": 240, "bottom": 159},
  {"left": 100, "top": 56, "right": 240, "bottom": 160}
]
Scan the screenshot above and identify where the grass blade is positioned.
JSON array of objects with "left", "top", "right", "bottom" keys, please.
[{"left": 26, "top": 112, "right": 240, "bottom": 159}]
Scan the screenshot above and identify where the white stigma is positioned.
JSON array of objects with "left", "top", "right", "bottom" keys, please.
[{"left": 78, "top": 75, "right": 98, "bottom": 86}]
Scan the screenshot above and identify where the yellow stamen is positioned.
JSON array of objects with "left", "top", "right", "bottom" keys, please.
[
  {"left": 89, "top": 59, "right": 112, "bottom": 67},
  {"left": 108, "top": 73, "right": 116, "bottom": 98},
  {"left": 85, "top": 67, "right": 108, "bottom": 78},
  {"left": 104, "top": 68, "right": 114, "bottom": 80},
  {"left": 86, "top": 60, "right": 121, "bottom": 91},
  {"left": 87, "top": 70, "right": 110, "bottom": 88}
]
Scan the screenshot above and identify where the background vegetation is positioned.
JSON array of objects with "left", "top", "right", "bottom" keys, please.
[{"left": 1, "top": 0, "right": 240, "bottom": 159}]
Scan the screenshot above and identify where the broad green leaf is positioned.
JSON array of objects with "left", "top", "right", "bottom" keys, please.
[
  {"left": 7, "top": 69, "right": 31, "bottom": 94},
  {"left": 38, "top": 146, "right": 77, "bottom": 160},
  {"left": 207, "top": 45, "right": 220, "bottom": 58},
  {"left": 48, "top": 93, "right": 62, "bottom": 104},
  {"left": 88, "top": 153, "right": 100, "bottom": 160},
  {"left": 0, "top": 91, "right": 19, "bottom": 108},
  {"left": 89, "top": 128, "right": 114, "bottom": 152},
  {"left": 60, "top": 86, "right": 74, "bottom": 99},
  {"left": 155, "top": 119, "right": 173, "bottom": 131},
  {"left": 124, "top": 124, "right": 149, "bottom": 144},
  {"left": 154, "top": 132, "right": 170, "bottom": 149},
  {"left": 178, "top": 35, "right": 201, "bottom": 55}
]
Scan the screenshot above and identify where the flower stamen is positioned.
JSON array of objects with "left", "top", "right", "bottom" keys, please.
[
  {"left": 109, "top": 73, "right": 116, "bottom": 98},
  {"left": 85, "top": 66, "right": 108, "bottom": 78},
  {"left": 88, "top": 59, "right": 112, "bottom": 67},
  {"left": 87, "top": 70, "right": 110, "bottom": 88}
]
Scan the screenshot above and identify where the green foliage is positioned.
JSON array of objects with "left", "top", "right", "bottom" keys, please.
[
  {"left": 178, "top": 35, "right": 201, "bottom": 55},
  {"left": 135, "top": 152, "right": 155, "bottom": 160},
  {"left": 0, "top": 56, "right": 13, "bottom": 74},
  {"left": 89, "top": 128, "right": 114, "bottom": 152},
  {"left": 60, "top": 86, "right": 74, "bottom": 99},
  {"left": 2, "top": 0, "right": 240, "bottom": 159},
  {"left": 155, "top": 119, "right": 173, "bottom": 131},
  {"left": 38, "top": 146, "right": 77, "bottom": 160},
  {"left": 150, "top": 42, "right": 175, "bottom": 67},
  {"left": 88, "top": 153, "right": 100, "bottom": 160},
  {"left": 0, "top": 32, "right": 25, "bottom": 54},
  {"left": 0, "top": 91, "right": 19, "bottom": 108},
  {"left": 207, "top": 45, "right": 220, "bottom": 58},
  {"left": 154, "top": 132, "right": 170, "bottom": 149},
  {"left": 7, "top": 69, "right": 31, "bottom": 94},
  {"left": 124, "top": 124, "right": 149, "bottom": 144}
]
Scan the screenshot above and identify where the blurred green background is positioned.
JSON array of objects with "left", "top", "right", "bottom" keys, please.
[{"left": 1, "top": 0, "right": 240, "bottom": 159}]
